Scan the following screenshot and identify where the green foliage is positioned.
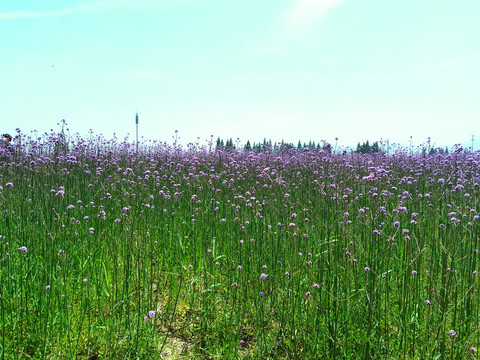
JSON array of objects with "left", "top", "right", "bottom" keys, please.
[
  {"left": 1, "top": 135, "right": 479, "bottom": 358},
  {"left": 356, "top": 140, "right": 381, "bottom": 154}
]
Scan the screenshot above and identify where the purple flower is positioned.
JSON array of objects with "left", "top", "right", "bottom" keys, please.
[
  {"left": 188, "top": 265, "right": 193, "bottom": 270},
  {"left": 83, "top": 278, "right": 88, "bottom": 283},
  {"left": 364, "top": 267, "right": 370, "bottom": 272},
  {"left": 393, "top": 221, "right": 400, "bottom": 227},
  {"left": 259, "top": 273, "right": 268, "bottom": 280},
  {"left": 425, "top": 300, "right": 431, "bottom": 305},
  {"left": 67, "top": 205, "right": 75, "bottom": 210},
  {"left": 45, "top": 285, "right": 51, "bottom": 290},
  {"left": 232, "top": 282, "right": 238, "bottom": 287},
  {"left": 18, "top": 246, "right": 28, "bottom": 253},
  {"left": 305, "top": 291, "right": 311, "bottom": 297},
  {"left": 313, "top": 283, "right": 319, "bottom": 288},
  {"left": 412, "top": 270, "right": 417, "bottom": 275},
  {"left": 148, "top": 311, "right": 156, "bottom": 318},
  {"left": 89, "top": 228, "right": 94, "bottom": 234},
  {"left": 259, "top": 292, "right": 264, "bottom": 296},
  {"left": 449, "top": 329, "right": 456, "bottom": 337},
  {"left": 5, "top": 182, "right": 13, "bottom": 188}
]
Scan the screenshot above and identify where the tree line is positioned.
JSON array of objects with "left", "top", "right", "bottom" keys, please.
[
  {"left": 215, "top": 137, "right": 454, "bottom": 155},
  {"left": 216, "top": 137, "right": 334, "bottom": 153}
]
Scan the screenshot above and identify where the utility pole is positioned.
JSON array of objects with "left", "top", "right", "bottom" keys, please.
[
  {"left": 472, "top": 134, "right": 475, "bottom": 153},
  {"left": 135, "top": 112, "right": 139, "bottom": 151}
]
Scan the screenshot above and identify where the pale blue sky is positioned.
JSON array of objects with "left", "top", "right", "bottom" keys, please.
[{"left": 1, "top": 0, "right": 479, "bottom": 149}]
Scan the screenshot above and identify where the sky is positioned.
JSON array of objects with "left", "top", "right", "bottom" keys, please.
[{"left": 1, "top": 0, "right": 479, "bottom": 150}]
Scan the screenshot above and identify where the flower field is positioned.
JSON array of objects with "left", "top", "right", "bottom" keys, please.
[{"left": 1, "top": 131, "right": 479, "bottom": 359}]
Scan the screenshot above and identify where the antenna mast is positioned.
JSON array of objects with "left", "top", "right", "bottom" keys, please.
[{"left": 135, "top": 112, "right": 139, "bottom": 151}]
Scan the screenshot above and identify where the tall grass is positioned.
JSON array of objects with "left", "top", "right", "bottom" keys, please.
[{"left": 0, "top": 130, "right": 479, "bottom": 359}]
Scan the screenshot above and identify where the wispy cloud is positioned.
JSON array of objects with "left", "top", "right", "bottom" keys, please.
[
  {"left": 0, "top": 8, "right": 75, "bottom": 20},
  {"left": 430, "top": 54, "right": 480, "bottom": 69},
  {"left": 0, "top": 0, "right": 175, "bottom": 20},
  {"left": 244, "top": 0, "right": 342, "bottom": 58},
  {"left": 284, "top": 0, "right": 342, "bottom": 33},
  {"left": 0, "top": 1, "right": 118, "bottom": 20}
]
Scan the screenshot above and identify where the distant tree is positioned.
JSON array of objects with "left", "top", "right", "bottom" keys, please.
[
  {"left": 280, "top": 140, "right": 294, "bottom": 151},
  {"left": 356, "top": 140, "right": 383, "bottom": 154},
  {"left": 297, "top": 140, "right": 302, "bottom": 149},
  {"left": 356, "top": 141, "right": 371, "bottom": 154},
  {"left": 225, "top": 138, "right": 234, "bottom": 150},
  {"left": 244, "top": 140, "right": 251, "bottom": 151},
  {"left": 363, "top": 140, "right": 371, "bottom": 153},
  {"left": 262, "top": 138, "right": 269, "bottom": 152},
  {"left": 322, "top": 143, "right": 332, "bottom": 153}
]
